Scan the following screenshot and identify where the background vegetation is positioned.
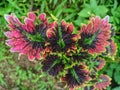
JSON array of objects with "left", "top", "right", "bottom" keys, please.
[{"left": 0, "top": 0, "right": 120, "bottom": 90}]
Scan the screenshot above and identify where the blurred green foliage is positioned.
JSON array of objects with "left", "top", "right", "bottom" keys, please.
[{"left": 0, "top": 0, "right": 120, "bottom": 90}]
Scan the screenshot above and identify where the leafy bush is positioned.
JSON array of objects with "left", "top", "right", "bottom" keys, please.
[{"left": 0, "top": 0, "right": 120, "bottom": 90}]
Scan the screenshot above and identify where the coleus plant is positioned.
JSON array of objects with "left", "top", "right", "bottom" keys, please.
[{"left": 4, "top": 12, "right": 117, "bottom": 90}]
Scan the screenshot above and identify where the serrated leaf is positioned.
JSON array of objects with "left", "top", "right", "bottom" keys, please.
[
  {"left": 78, "top": 8, "right": 91, "bottom": 17},
  {"left": 106, "top": 69, "right": 113, "bottom": 77},
  {"left": 74, "top": 17, "right": 85, "bottom": 26},
  {"left": 110, "top": 63, "right": 116, "bottom": 69},
  {"left": 94, "top": 6, "right": 108, "bottom": 17},
  {"left": 112, "top": 86, "right": 120, "bottom": 90},
  {"left": 114, "top": 70, "right": 120, "bottom": 84}
]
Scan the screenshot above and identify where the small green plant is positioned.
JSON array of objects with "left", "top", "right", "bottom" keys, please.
[{"left": 4, "top": 11, "right": 117, "bottom": 90}]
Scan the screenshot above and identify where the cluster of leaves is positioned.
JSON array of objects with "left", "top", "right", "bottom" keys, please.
[
  {"left": 0, "top": 0, "right": 120, "bottom": 90},
  {"left": 100, "top": 62, "right": 120, "bottom": 90}
]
